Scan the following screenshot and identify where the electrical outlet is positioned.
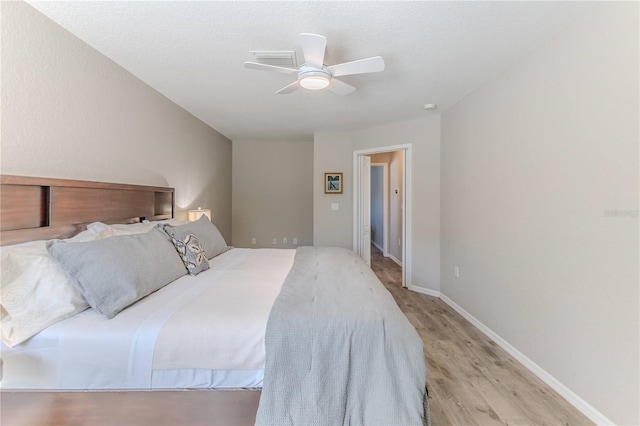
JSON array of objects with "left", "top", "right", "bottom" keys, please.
[
  {"left": 251, "top": 238, "right": 256, "bottom": 245},
  {"left": 272, "top": 238, "right": 277, "bottom": 245},
  {"left": 454, "top": 266, "right": 460, "bottom": 278},
  {"left": 283, "top": 237, "right": 287, "bottom": 244},
  {"left": 293, "top": 238, "right": 298, "bottom": 245}
]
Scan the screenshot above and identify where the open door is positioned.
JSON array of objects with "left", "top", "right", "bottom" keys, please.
[
  {"left": 354, "top": 144, "right": 411, "bottom": 289},
  {"left": 357, "top": 155, "right": 371, "bottom": 266}
]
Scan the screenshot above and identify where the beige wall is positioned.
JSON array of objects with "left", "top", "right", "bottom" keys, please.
[
  {"left": 313, "top": 132, "right": 355, "bottom": 248},
  {"left": 1, "top": 2, "right": 232, "bottom": 240},
  {"left": 232, "top": 140, "right": 313, "bottom": 248},
  {"left": 314, "top": 115, "right": 441, "bottom": 292},
  {"left": 441, "top": 2, "right": 639, "bottom": 424}
]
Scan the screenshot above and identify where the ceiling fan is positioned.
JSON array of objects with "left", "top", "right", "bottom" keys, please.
[{"left": 244, "top": 33, "right": 385, "bottom": 96}]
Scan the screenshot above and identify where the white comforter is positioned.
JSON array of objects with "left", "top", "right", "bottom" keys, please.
[{"left": 0, "top": 248, "right": 295, "bottom": 390}]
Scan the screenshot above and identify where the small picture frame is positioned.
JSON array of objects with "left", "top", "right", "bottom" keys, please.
[{"left": 324, "top": 172, "right": 343, "bottom": 194}]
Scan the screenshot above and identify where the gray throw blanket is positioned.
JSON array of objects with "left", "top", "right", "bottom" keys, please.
[{"left": 256, "top": 246, "right": 429, "bottom": 426}]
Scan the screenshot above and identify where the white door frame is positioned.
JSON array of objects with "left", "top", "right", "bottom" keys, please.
[
  {"left": 353, "top": 144, "right": 412, "bottom": 289},
  {"left": 370, "top": 163, "right": 389, "bottom": 256},
  {"left": 358, "top": 155, "right": 372, "bottom": 267}
]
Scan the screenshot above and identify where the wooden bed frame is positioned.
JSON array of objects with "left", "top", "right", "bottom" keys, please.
[
  {"left": 0, "top": 175, "right": 260, "bottom": 425},
  {"left": 0, "top": 175, "right": 174, "bottom": 246}
]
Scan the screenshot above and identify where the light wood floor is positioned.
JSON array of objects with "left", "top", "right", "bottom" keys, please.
[
  {"left": 1, "top": 249, "right": 593, "bottom": 426},
  {"left": 370, "top": 245, "right": 592, "bottom": 425}
]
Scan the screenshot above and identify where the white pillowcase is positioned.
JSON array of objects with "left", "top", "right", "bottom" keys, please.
[
  {"left": 1, "top": 242, "right": 89, "bottom": 347},
  {"left": 0, "top": 226, "right": 115, "bottom": 347},
  {"left": 87, "top": 219, "right": 187, "bottom": 237}
]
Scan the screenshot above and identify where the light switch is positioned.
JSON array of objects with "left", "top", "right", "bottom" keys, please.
[{"left": 331, "top": 203, "right": 339, "bottom": 211}]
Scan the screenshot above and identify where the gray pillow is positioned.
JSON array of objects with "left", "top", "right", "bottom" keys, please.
[
  {"left": 163, "top": 215, "right": 229, "bottom": 260},
  {"left": 46, "top": 229, "right": 186, "bottom": 319},
  {"left": 169, "top": 231, "right": 210, "bottom": 276}
]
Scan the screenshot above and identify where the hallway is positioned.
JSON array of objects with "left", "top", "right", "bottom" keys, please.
[{"left": 370, "top": 244, "right": 403, "bottom": 288}]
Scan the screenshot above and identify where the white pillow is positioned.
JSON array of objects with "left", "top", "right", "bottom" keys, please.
[
  {"left": 0, "top": 227, "right": 108, "bottom": 257},
  {"left": 87, "top": 219, "right": 187, "bottom": 237},
  {"left": 0, "top": 225, "right": 116, "bottom": 347},
  {"left": 1, "top": 242, "right": 89, "bottom": 347}
]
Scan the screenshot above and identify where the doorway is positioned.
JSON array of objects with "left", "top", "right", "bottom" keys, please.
[
  {"left": 353, "top": 144, "right": 412, "bottom": 289},
  {"left": 370, "top": 163, "right": 388, "bottom": 256},
  {"left": 369, "top": 156, "right": 403, "bottom": 287}
]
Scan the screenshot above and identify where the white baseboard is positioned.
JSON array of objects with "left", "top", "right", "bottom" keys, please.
[
  {"left": 438, "top": 293, "right": 614, "bottom": 426},
  {"left": 388, "top": 253, "right": 403, "bottom": 267},
  {"left": 372, "top": 241, "right": 383, "bottom": 252},
  {"left": 410, "top": 286, "right": 440, "bottom": 298}
]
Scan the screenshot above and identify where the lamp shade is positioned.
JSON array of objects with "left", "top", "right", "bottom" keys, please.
[{"left": 188, "top": 207, "right": 211, "bottom": 222}]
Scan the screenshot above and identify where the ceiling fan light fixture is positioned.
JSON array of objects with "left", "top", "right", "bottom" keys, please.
[
  {"left": 245, "top": 33, "right": 384, "bottom": 96},
  {"left": 300, "top": 75, "right": 330, "bottom": 90}
]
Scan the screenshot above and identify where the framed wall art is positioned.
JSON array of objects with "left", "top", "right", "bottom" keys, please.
[{"left": 324, "top": 172, "right": 343, "bottom": 194}]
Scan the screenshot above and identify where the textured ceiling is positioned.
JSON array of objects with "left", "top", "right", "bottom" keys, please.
[{"left": 27, "top": 1, "right": 599, "bottom": 142}]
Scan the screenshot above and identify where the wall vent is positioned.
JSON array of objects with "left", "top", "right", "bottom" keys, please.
[{"left": 250, "top": 51, "right": 297, "bottom": 68}]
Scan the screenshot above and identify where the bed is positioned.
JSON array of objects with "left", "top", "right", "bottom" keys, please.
[{"left": 0, "top": 175, "right": 430, "bottom": 425}]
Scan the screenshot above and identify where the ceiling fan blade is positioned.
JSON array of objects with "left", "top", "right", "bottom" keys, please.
[
  {"left": 298, "top": 33, "right": 326, "bottom": 69},
  {"left": 326, "top": 78, "right": 356, "bottom": 96},
  {"left": 244, "top": 62, "right": 298, "bottom": 74},
  {"left": 328, "top": 56, "right": 385, "bottom": 77},
  {"left": 275, "top": 81, "right": 299, "bottom": 94}
]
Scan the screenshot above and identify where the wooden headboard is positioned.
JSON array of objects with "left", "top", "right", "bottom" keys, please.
[{"left": 0, "top": 175, "right": 174, "bottom": 246}]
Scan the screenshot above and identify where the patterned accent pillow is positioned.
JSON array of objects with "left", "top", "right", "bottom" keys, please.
[
  {"left": 163, "top": 216, "right": 229, "bottom": 260},
  {"left": 170, "top": 231, "right": 210, "bottom": 276}
]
